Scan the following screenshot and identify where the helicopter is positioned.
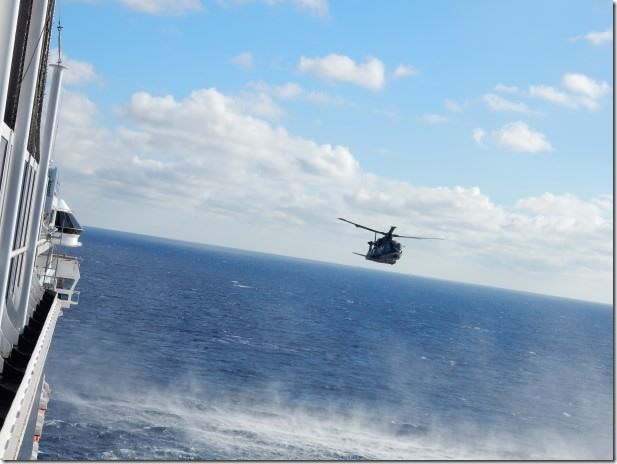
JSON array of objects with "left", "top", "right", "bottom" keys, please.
[{"left": 338, "top": 217, "right": 443, "bottom": 265}]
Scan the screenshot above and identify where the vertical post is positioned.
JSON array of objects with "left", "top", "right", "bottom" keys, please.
[
  {"left": 0, "top": 1, "right": 21, "bottom": 120},
  {"left": 44, "top": 166, "right": 57, "bottom": 222},
  {"left": 0, "top": 0, "right": 50, "bottom": 327},
  {"left": 18, "top": 63, "right": 65, "bottom": 327}
]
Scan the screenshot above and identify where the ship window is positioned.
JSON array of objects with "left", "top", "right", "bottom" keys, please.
[
  {"left": 57, "top": 278, "right": 75, "bottom": 290},
  {"left": 68, "top": 212, "right": 82, "bottom": 230},
  {"left": 55, "top": 210, "right": 82, "bottom": 234},
  {"left": 0, "top": 137, "right": 7, "bottom": 205},
  {"left": 58, "top": 293, "right": 69, "bottom": 301}
]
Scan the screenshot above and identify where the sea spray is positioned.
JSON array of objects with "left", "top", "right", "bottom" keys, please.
[{"left": 39, "top": 228, "right": 613, "bottom": 460}]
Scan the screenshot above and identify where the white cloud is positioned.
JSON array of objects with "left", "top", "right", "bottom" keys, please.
[
  {"left": 473, "top": 122, "right": 552, "bottom": 153},
  {"left": 528, "top": 73, "right": 610, "bottom": 110},
  {"left": 472, "top": 128, "right": 486, "bottom": 144},
  {"left": 233, "top": 92, "right": 284, "bottom": 119},
  {"left": 248, "top": 81, "right": 343, "bottom": 105},
  {"left": 49, "top": 49, "right": 103, "bottom": 86},
  {"left": 528, "top": 84, "right": 577, "bottom": 108},
  {"left": 62, "top": 60, "right": 102, "bottom": 86},
  {"left": 231, "top": 51, "right": 254, "bottom": 70},
  {"left": 494, "top": 84, "right": 519, "bottom": 94},
  {"left": 53, "top": 84, "right": 612, "bottom": 302},
  {"left": 444, "top": 99, "right": 463, "bottom": 112},
  {"left": 483, "top": 93, "right": 530, "bottom": 113},
  {"left": 516, "top": 192, "right": 606, "bottom": 224},
  {"left": 511, "top": 193, "right": 612, "bottom": 271},
  {"left": 118, "top": 0, "right": 204, "bottom": 15},
  {"left": 421, "top": 113, "right": 448, "bottom": 124},
  {"left": 570, "top": 28, "right": 612, "bottom": 45},
  {"left": 561, "top": 73, "right": 610, "bottom": 99},
  {"left": 297, "top": 54, "right": 386, "bottom": 90},
  {"left": 217, "top": 0, "right": 328, "bottom": 18},
  {"left": 250, "top": 81, "right": 304, "bottom": 100},
  {"left": 52, "top": 90, "right": 109, "bottom": 175},
  {"left": 270, "top": 82, "right": 303, "bottom": 99},
  {"left": 393, "top": 64, "right": 418, "bottom": 79},
  {"left": 292, "top": 0, "right": 329, "bottom": 17},
  {"left": 493, "top": 121, "right": 553, "bottom": 153}
]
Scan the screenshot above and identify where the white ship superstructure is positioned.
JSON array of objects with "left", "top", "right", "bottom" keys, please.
[{"left": 0, "top": 0, "right": 82, "bottom": 459}]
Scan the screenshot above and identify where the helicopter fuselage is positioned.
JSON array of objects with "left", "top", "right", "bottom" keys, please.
[
  {"left": 339, "top": 217, "right": 442, "bottom": 266},
  {"left": 365, "top": 238, "right": 402, "bottom": 265}
]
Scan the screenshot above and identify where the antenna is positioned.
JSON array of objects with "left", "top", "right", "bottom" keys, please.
[{"left": 56, "top": 0, "right": 63, "bottom": 64}]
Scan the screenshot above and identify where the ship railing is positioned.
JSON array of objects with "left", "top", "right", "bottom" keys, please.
[
  {"left": 69, "top": 291, "right": 80, "bottom": 305},
  {"left": 41, "top": 254, "right": 81, "bottom": 296},
  {"left": 0, "top": 298, "right": 62, "bottom": 459},
  {"left": 49, "top": 226, "right": 81, "bottom": 248}
]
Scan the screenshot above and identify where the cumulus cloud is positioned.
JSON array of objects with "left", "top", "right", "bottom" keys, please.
[
  {"left": 52, "top": 91, "right": 110, "bottom": 175},
  {"left": 528, "top": 84, "right": 576, "bottom": 108},
  {"left": 494, "top": 84, "right": 519, "bottom": 94},
  {"left": 494, "top": 121, "right": 553, "bottom": 153},
  {"left": 483, "top": 93, "right": 530, "bottom": 113},
  {"left": 529, "top": 73, "right": 610, "bottom": 110},
  {"left": 421, "top": 113, "right": 448, "bottom": 124},
  {"left": 49, "top": 49, "right": 103, "bottom": 86},
  {"left": 474, "top": 122, "right": 552, "bottom": 153},
  {"left": 118, "top": 0, "right": 204, "bottom": 15},
  {"left": 292, "top": 0, "right": 329, "bottom": 17},
  {"left": 232, "top": 92, "right": 284, "bottom": 119},
  {"left": 52, "top": 81, "right": 612, "bottom": 302},
  {"left": 472, "top": 128, "right": 486, "bottom": 144},
  {"left": 297, "top": 54, "right": 386, "bottom": 90},
  {"left": 248, "top": 81, "right": 343, "bottom": 105},
  {"left": 393, "top": 64, "right": 418, "bottom": 79},
  {"left": 217, "top": 0, "right": 328, "bottom": 18},
  {"left": 561, "top": 73, "right": 610, "bottom": 100},
  {"left": 231, "top": 51, "right": 254, "bottom": 70},
  {"left": 444, "top": 99, "right": 463, "bottom": 112},
  {"left": 569, "top": 28, "right": 612, "bottom": 45},
  {"left": 511, "top": 193, "right": 612, "bottom": 271},
  {"left": 251, "top": 81, "right": 303, "bottom": 99}
]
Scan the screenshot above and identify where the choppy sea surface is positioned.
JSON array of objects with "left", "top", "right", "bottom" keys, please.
[{"left": 38, "top": 227, "right": 613, "bottom": 460}]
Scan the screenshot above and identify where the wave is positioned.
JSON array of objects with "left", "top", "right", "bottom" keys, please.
[
  {"left": 40, "top": 384, "right": 611, "bottom": 460},
  {"left": 231, "top": 280, "right": 253, "bottom": 289}
]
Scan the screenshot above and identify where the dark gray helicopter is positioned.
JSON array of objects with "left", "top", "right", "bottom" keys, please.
[{"left": 338, "top": 217, "right": 443, "bottom": 265}]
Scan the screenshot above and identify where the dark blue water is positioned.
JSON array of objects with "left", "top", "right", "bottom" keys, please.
[{"left": 38, "top": 228, "right": 613, "bottom": 460}]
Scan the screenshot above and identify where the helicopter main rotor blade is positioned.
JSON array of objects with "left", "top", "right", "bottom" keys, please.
[
  {"left": 393, "top": 234, "right": 444, "bottom": 240},
  {"left": 337, "top": 218, "right": 387, "bottom": 235}
]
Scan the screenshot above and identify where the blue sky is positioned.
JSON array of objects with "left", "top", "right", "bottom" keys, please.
[{"left": 51, "top": 0, "right": 612, "bottom": 302}]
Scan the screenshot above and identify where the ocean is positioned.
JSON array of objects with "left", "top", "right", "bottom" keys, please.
[{"left": 38, "top": 227, "right": 613, "bottom": 460}]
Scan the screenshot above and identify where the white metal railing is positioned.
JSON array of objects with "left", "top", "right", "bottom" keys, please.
[
  {"left": 8, "top": 246, "right": 26, "bottom": 259},
  {"left": 0, "top": 296, "right": 60, "bottom": 459},
  {"left": 10, "top": 238, "right": 47, "bottom": 259}
]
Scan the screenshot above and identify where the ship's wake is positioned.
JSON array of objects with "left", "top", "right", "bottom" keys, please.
[{"left": 39, "top": 384, "right": 610, "bottom": 460}]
